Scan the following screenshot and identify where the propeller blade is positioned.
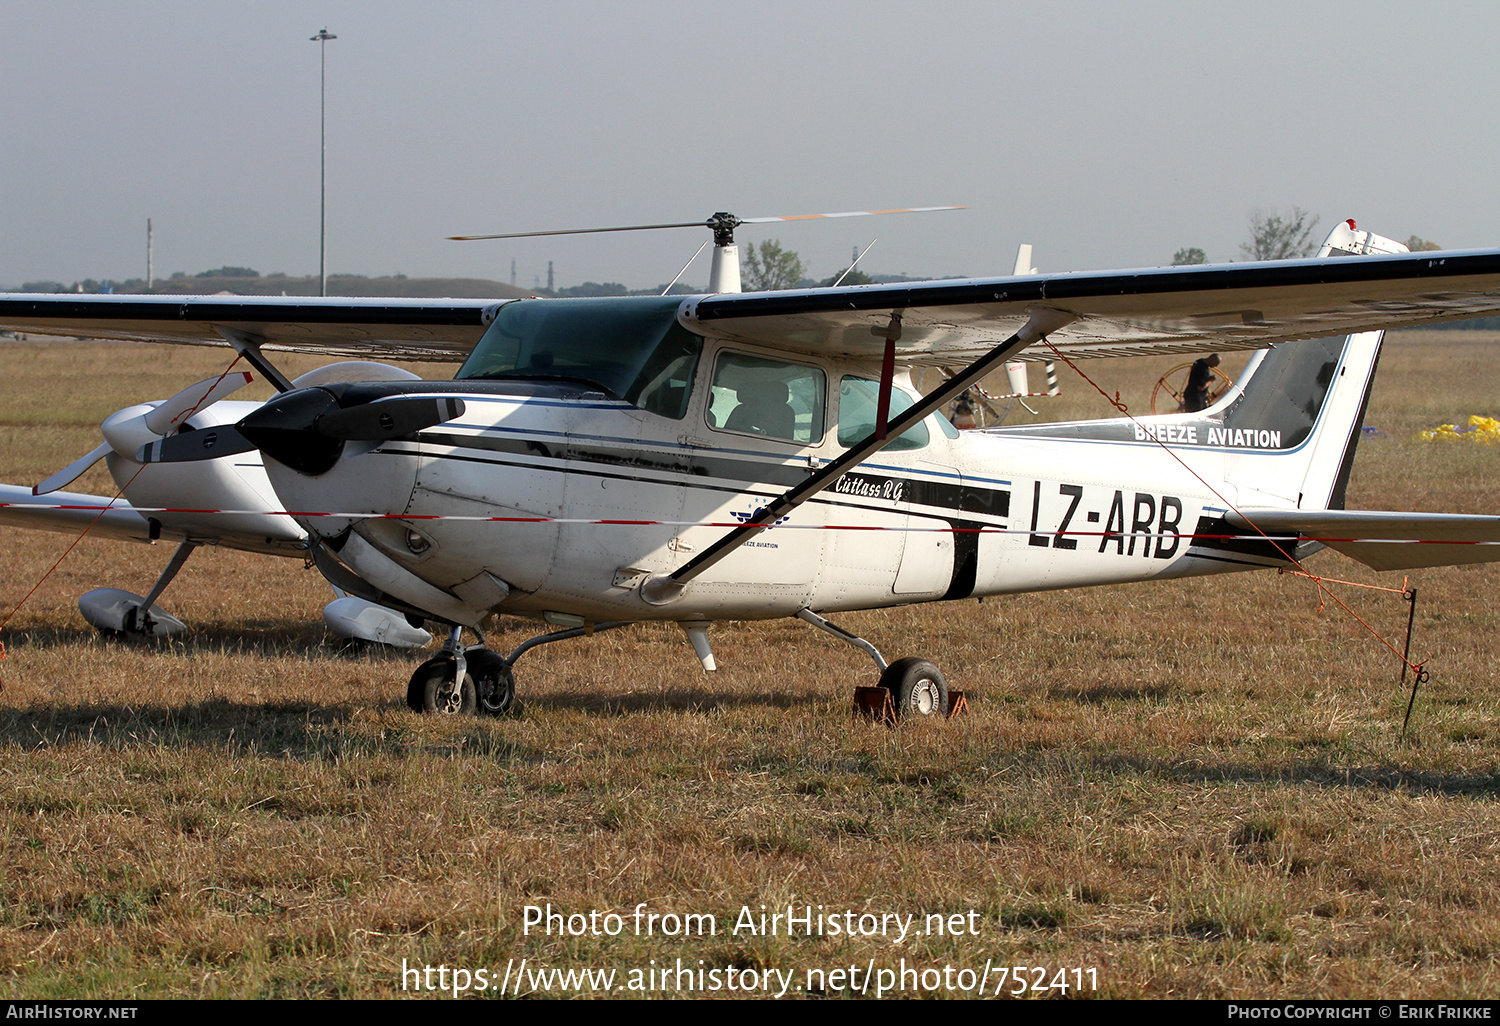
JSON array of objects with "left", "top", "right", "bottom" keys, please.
[
  {"left": 137, "top": 426, "right": 257, "bottom": 464},
  {"left": 233, "top": 388, "right": 343, "bottom": 475},
  {"left": 143, "top": 372, "right": 254, "bottom": 435},
  {"left": 317, "top": 396, "right": 466, "bottom": 440},
  {"left": 33, "top": 442, "right": 112, "bottom": 495},
  {"left": 236, "top": 388, "right": 466, "bottom": 475}
]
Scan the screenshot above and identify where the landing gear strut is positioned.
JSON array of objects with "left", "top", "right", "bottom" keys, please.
[
  {"left": 78, "top": 539, "right": 198, "bottom": 638},
  {"left": 407, "top": 655, "right": 476, "bottom": 715}
]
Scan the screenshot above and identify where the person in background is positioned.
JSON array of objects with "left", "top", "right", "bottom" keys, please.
[{"left": 1184, "top": 353, "right": 1221, "bottom": 412}]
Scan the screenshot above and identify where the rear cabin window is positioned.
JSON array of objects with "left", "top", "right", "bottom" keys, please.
[
  {"left": 837, "top": 376, "right": 929, "bottom": 451},
  {"left": 456, "top": 296, "right": 702, "bottom": 420},
  {"left": 707, "top": 352, "right": 825, "bottom": 444}
]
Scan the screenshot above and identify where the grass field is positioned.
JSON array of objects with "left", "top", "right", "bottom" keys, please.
[{"left": 0, "top": 332, "right": 1497, "bottom": 999}]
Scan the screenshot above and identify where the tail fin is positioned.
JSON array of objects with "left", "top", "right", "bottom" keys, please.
[
  {"left": 1220, "top": 220, "right": 1407, "bottom": 510},
  {"left": 988, "top": 222, "right": 1408, "bottom": 510},
  {"left": 1219, "top": 329, "right": 1382, "bottom": 509}
]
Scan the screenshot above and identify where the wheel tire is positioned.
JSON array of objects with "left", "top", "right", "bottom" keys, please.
[
  {"left": 880, "top": 657, "right": 949, "bottom": 718},
  {"left": 468, "top": 650, "right": 516, "bottom": 716},
  {"left": 406, "top": 657, "right": 475, "bottom": 715}
]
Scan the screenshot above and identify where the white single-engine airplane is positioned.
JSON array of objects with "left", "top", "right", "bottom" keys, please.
[{"left": 3, "top": 217, "right": 1500, "bottom": 717}]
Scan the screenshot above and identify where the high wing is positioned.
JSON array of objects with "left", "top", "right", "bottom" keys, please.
[
  {"left": 4, "top": 248, "right": 1500, "bottom": 365},
  {"left": 1229, "top": 509, "right": 1500, "bottom": 572},
  {"left": 0, "top": 295, "right": 499, "bottom": 362},
  {"left": 680, "top": 248, "right": 1500, "bottom": 362}
]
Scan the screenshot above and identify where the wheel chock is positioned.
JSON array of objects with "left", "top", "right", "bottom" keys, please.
[
  {"left": 852, "top": 686, "right": 896, "bottom": 724},
  {"left": 946, "top": 690, "right": 969, "bottom": 719}
]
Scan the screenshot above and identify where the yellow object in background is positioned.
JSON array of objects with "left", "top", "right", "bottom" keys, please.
[{"left": 1417, "top": 415, "right": 1500, "bottom": 442}]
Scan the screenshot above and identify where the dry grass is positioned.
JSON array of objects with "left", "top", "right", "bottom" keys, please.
[{"left": 0, "top": 333, "right": 1498, "bottom": 999}]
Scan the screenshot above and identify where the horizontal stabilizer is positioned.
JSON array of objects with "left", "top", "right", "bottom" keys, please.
[{"left": 1229, "top": 508, "right": 1500, "bottom": 571}]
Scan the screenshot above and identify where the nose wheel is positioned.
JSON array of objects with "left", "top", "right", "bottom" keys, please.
[
  {"left": 405, "top": 649, "right": 516, "bottom": 717},
  {"left": 406, "top": 656, "right": 476, "bottom": 715},
  {"left": 468, "top": 649, "right": 516, "bottom": 716}
]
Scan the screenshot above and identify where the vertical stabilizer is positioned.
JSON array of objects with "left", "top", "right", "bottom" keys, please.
[
  {"left": 1220, "top": 330, "right": 1383, "bottom": 509},
  {"left": 1220, "top": 221, "right": 1406, "bottom": 510}
]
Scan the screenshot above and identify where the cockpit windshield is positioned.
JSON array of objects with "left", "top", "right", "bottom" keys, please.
[{"left": 455, "top": 296, "right": 702, "bottom": 419}]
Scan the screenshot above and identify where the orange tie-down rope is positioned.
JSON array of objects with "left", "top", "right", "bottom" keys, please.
[
  {"left": 1037, "top": 339, "right": 1428, "bottom": 683},
  {"left": 0, "top": 355, "right": 246, "bottom": 678}
]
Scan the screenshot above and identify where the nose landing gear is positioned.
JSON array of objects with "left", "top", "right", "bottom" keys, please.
[
  {"left": 406, "top": 621, "right": 635, "bottom": 717},
  {"left": 407, "top": 657, "right": 476, "bottom": 716},
  {"left": 405, "top": 624, "right": 519, "bottom": 717}
]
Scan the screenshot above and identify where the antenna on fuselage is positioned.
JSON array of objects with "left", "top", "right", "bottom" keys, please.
[{"left": 448, "top": 206, "right": 965, "bottom": 296}]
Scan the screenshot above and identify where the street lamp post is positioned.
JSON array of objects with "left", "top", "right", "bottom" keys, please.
[{"left": 310, "top": 27, "right": 336, "bottom": 297}]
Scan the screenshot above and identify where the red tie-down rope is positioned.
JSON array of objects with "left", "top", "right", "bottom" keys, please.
[
  {"left": 1036, "top": 338, "right": 1429, "bottom": 683},
  {"left": 0, "top": 355, "right": 246, "bottom": 678}
]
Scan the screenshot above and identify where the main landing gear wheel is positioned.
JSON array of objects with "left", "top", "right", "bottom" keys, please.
[
  {"left": 406, "top": 656, "right": 475, "bottom": 716},
  {"left": 880, "top": 657, "right": 949, "bottom": 718},
  {"left": 467, "top": 649, "right": 517, "bottom": 716}
]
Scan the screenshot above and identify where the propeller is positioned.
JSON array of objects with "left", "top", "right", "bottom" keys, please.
[
  {"left": 34, "top": 372, "right": 254, "bottom": 495},
  {"left": 34, "top": 443, "right": 116, "bottom": 498},
  {"left": 449, "top": 206, "right": 966, "bottom": 246},
  {"left": 139, "top": 388, "right": 466, "bottom": 477}
]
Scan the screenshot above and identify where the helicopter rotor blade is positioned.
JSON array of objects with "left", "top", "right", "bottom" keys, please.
[
  {"left": 450, "top": 206, "right": 965, "bottom": 242},
  {"left": 738, "top": 205, "right": 966, "bottom": 223},
  {"left": 450, "top": 221, "right": 710, "bottom": 241}
]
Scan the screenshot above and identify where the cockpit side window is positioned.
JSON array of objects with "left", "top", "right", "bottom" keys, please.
[
  {"left": 628, "top": 324, "right": 701, "bottom": 419},
  {"left": 837, "top": 376, "right": 929, "bottom": 451},
  {"left": 707, "top": 352, "right": 825, "bottom": 444}
]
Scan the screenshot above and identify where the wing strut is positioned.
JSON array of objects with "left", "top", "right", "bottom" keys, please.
[
  {"left": 217, "top": 328, "right": 295, "bottom": 393},
  {"left": 641, "top": 307, "right": 1077, "bottom": 603}
]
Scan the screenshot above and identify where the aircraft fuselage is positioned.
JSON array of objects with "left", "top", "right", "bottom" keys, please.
[{"left": 263, "top": 323, "right": 1375, "bottom": 629}]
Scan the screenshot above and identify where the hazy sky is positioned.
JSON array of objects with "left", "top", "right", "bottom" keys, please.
[{"left": 3, "top": 1, "right": 1497, "bottom": 291}]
